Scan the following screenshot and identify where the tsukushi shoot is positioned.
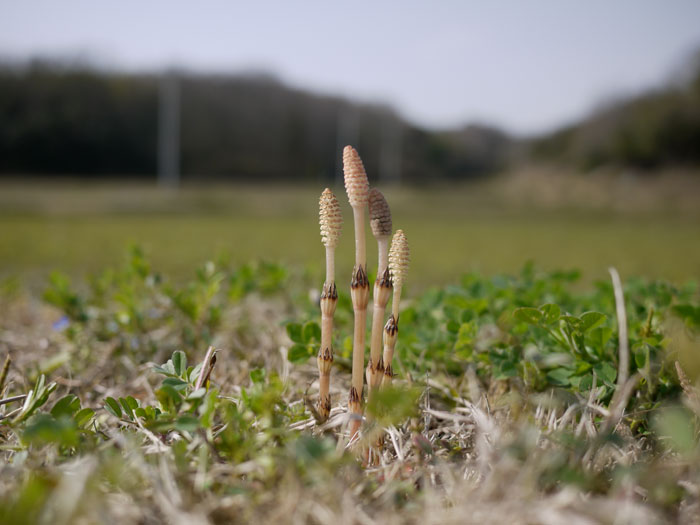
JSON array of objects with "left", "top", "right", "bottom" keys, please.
[
  {"left": 317, "top": 188, "right": 342, "bottom": 421},
  {"left": 366, "top": 189, "right": 392, "bottom": 395},
  {"left": 384, "top": 229, "right": 409, "bottom": 386},
  {"left": 343, "top": 145, "right": 371, "bottom": 439}
]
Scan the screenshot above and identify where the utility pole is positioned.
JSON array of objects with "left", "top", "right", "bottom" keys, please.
[{"left": 158, "top": 71, "right": 180, "bottom": 188}]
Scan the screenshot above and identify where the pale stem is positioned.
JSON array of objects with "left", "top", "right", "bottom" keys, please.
[
  {"left": 319, "top": 374, "right": 330, "bottom": 396},
  {"left": 321, "top": 313, "right": 333, "bottom": 352},
  {"left": 320, "top": 245, "right": 335, "bottom": 419},
  {"left": 369, "top": 302, "right": 385, "bottom": 368},
  {"left": 383, "top": 341, "right": 394, "bottom": 370},
  {"left": 392, "top": 284, "right": 403, "bottom": 320},
  {"left": 351, "top": 308, "right": 367, "bottom": 394},
  {"left": 349, "top": 413, "right": 362, "bottom": 442},
  {"left": 377, "top": 237, "right": 389, "bottom": 276},
  {"left": 325, "top": 246, "right": 335, "bottom": 284},
  {"left": 352, "top": 206, "right": 366, "bottom": 268}
]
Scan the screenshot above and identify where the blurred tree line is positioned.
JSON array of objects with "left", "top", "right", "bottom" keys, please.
[
  {"left": 0, "top": 61, "right": 511, "bottom": 182},
  {"left": 4, "top": 56, "right": 699, "bottom": 181},
  {"left": 531, "top": 53, "right": 700, "bottom": 170}
]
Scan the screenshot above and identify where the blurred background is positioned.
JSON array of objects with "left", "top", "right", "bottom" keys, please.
[{"left": 1, "top": 0, "right": 699, "bottom": 288}]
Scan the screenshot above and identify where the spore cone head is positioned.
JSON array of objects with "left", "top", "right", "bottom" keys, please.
[
  {"left": 389, "top": 229, "right": 410, "bottom": 286},
  {"left": 343, "top": 146, "right": 369, "bottom": 207},
  {"left": 369, "top": 188, "right": 392, "bottom": 238},
  {"left": 319, "top": 188, "right": 342, "bottom": 248}
]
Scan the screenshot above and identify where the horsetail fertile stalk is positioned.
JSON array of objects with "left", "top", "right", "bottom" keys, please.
[
  {"left": 366, "top": 188, "right": 392, "bottom": 392},
  {"left": 383, "top": 229, "right": 409, "bottom": 386},
  {"left": 317, "top": 188, "right": 342, "bottom": 421},
  {"left": 343, "top": 145, "right": 370, "bottom": 436}
]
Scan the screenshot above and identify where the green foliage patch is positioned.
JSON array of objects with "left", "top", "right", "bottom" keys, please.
[{"left": 2, "top": 253, "right": 700, "bottom": 522}]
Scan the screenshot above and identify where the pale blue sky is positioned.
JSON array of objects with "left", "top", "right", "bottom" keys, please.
[{"left": 1, "top": 0, "right": 700, "bottom": 135}]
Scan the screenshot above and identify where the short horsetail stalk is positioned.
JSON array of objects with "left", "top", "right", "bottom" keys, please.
[
  {"left": 383, "top": 229, "right": 409, "bottom": 386},
  {"left": 318, "top": 188, "right": 342, "bottom": 421},
  {"left": 343, "top": 145, "right": 370, "bottom": 436},
  {"left": 366, "top": 188, "right": 392, "bottom": 392}
]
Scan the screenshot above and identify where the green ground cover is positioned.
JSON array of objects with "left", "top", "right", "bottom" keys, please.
[
  {"left": 0, "top": 249, "right": 699, "bottom": 523},
  {"left": 1, "top": 179, "right": 699, "bottom": 523}
]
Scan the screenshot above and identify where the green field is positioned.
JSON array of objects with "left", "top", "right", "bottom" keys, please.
[{"left": 1, "top": 179, "right": 698, "bottom": 289}]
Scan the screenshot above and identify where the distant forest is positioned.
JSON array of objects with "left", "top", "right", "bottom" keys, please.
[
  {"left": 1, "top": 58, "right": 699, "bottom": 181},
  {"left": 531, "top": 54, "right": 700, "bottom": 171},
  {"left": 0, "top": 61, "right": 511, "bottom": 182}
]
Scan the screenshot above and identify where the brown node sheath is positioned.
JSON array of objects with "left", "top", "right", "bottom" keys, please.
[
  {"left": 317, "top": 345, "right": 333, "bottom": 421},
  {"left": 383, "top": 363, "right": 394, "bottom": 387},
  {"left": 382, "top": 314, "right": 399, "bottom": 386}
]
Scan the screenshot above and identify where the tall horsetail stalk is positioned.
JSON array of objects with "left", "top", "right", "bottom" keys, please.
[
  {"left": 343, "top": 145, "right": 370, "bottom": 438},
  {"left": 383, "top": 230, "right": 409, "bottom": 386},
  {"left": 318, "top": 188, "right": 342, "bottom": 421},
  {"left": 366, "top": 189, "right": 393, "bottom": 393}
]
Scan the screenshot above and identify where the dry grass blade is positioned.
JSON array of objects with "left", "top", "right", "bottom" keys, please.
[
  {"left": 0, "top": 354, "right": 10, "bottom": 393},
  {"left": 609, "top": 267, "right": 629, "bottom": 389},
  {"left": 194, "top": 346, "right": 217, "bottom": 391},
  {"left": 0, "top": 406, "right": 22, "bottom": 421},
  {"left": 675, "top": 360, "right": 700, "bottom": 415},
  {"left": 602, "top": 267, "right": 635, "bottom": 434},
  {"left": 0, "top": 394, "right": 26, "bottom": 406}
]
